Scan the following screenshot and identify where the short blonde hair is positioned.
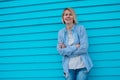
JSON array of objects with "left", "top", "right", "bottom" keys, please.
[{"left": 62, "top": 8, "right": 77, "bottom": 24}]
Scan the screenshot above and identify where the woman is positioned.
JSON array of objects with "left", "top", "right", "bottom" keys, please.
[{"left": 57, "top": 8, "right": 93, "bottom": 80}]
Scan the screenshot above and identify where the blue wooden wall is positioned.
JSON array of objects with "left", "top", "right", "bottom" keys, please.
[{"left": 0, "top": 0, "right": 120, "bottom": 80}]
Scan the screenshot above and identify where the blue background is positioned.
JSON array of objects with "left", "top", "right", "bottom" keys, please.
[{"left": 0, "top": 0, "right": 120, "bottom": 80}]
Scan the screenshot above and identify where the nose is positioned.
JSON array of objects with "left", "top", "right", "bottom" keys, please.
[{"left": 66, "top": 14, "right": 70, "bottom": 17}]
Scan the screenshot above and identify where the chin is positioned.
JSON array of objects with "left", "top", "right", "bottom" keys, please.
[
  {"left": 65, "top": 21, "right": 70, "bottom": 24},
  {"left": 66, "top": 22, "right": 72, "bottom": 24}
]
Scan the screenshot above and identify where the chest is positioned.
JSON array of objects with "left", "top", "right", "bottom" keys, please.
[{"left": 64, "top": 31, "right": 80, "bottom": 45}]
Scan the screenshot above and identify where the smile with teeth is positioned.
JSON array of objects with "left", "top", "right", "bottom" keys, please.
[{"left": 66, "top": 18, "right": 71, "bottom": 21}]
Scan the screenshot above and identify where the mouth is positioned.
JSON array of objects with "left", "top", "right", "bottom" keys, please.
[{"left": 65, "top": 18, "right": 71, "bottom": 21}]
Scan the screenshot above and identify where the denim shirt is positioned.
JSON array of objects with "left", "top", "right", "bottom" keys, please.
[{"left": 57, "top": 24, "right": 93, "bottom": 76}]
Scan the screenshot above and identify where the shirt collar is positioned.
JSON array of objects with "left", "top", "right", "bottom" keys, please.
[{"left": 64, "top": 24, "right": 76, "bottom": 32}]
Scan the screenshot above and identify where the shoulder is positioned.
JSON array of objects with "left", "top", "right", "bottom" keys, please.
[
  {"left": 75, "top": 24, "right": 85, "bottom": 29},
  {"left": 58, "top": 28, "right": 65, "bottom": 35},
  {"left": 75, "top": 24, "right": 86, "bottom": 31}
]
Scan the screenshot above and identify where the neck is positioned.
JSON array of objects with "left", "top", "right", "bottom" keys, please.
[{"left": 66, "top": 23, "right": 74, "bottom": 30}]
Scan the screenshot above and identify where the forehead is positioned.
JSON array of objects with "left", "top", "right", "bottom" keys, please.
[{"left": 64, "top": 10, "right": 72, "bottom": 14}]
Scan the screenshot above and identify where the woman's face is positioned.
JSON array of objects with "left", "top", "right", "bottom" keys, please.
[{"left": 63, "top": 10, "right": 74, "bottom": 24}]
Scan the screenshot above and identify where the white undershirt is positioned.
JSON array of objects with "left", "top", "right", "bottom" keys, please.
[{"left": 67, "top": 30, "right": 84, "bottom": 69}]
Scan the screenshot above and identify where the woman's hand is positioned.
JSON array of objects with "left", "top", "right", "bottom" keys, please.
[
  {"left": 59, "top": 43, "right": 66, "bottom": 48},
  {"left": 76, "top": 44, "right": 80, "bottom": 48},
  {"left": 59, "top": 43, "right": 80, "bottom": 48}
]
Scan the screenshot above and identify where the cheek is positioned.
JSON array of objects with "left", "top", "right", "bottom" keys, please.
[
  {"left": 70, "top": 16, "right": 74, "bottom": 20},
  {"left": 63, "top": 17, "right": 66, "bottom": 21},
  {"left": 63, "top": 16, "right": 66, "bottom": 19}
]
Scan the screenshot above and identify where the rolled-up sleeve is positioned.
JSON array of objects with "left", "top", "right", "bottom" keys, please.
[
  {"left": 72, "top": 26, "right": 89, "bottom": 56},
  {"left": 57, "top": 30, "right": 77, "bottom": 56}
]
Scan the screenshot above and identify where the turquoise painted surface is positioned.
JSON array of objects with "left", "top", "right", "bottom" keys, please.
[{"left": 0, "top": 0, "right": 120, "bottom": 80}]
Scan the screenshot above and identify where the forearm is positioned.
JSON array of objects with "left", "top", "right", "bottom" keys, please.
[
  {"left": 72, "top": 46, "right": 88, "bottom": 56},
  {"left": 57, "top": 44, "right": 77, "bottom": 56}
]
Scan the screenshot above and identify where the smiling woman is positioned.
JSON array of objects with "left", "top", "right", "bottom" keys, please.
[
  {"left": 0, "top": 0, "right": 120, "bottom": 80},
  {"left": 62, "top": 8, "right": 77, "bottom": 25},
  {"left": 57, "top": 8, "right": 93, "bottom": 80}
]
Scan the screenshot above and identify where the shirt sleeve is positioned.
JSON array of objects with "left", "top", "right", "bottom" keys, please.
[
  {"left": 57, "top": 30, "right": 77, "bottom": 56},
  {"left": 71, "top": 26, "right": 89, "bottom": 56}
]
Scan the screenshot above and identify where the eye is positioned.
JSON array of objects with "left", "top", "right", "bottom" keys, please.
[
  {"left": 69, "top": 13, "right": 72, "bottom": 16},
  {"left": 64, "top": 13, "right": 72, "bottom": 16},
  {"left": 64, "top": 14, "right": 68, "bottom": 16}
]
